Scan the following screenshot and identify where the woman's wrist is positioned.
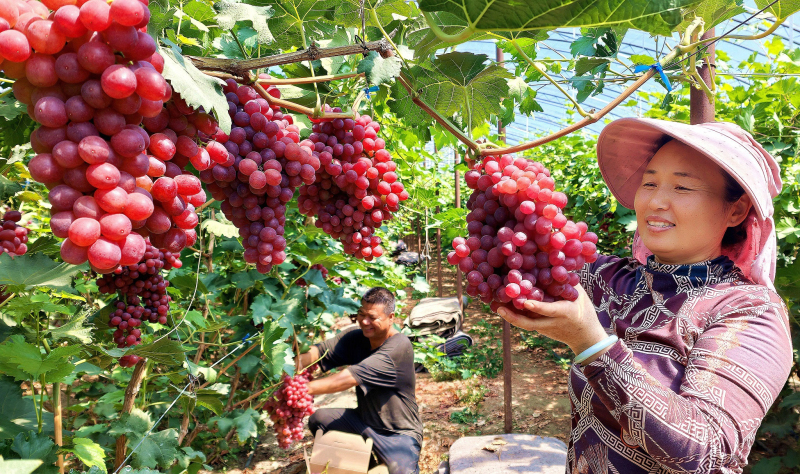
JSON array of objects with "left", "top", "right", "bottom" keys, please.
[{"left": 570, "top": 326, "right": 610, "bottom": 356}]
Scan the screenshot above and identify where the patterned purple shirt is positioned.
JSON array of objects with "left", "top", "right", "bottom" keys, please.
[{"left": 569, "top": 254, "right": 792, "bottom": 473}]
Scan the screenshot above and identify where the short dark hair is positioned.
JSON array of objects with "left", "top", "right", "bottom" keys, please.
[{"left": 361, "top": 287, "right": 395, "bottom": 315}]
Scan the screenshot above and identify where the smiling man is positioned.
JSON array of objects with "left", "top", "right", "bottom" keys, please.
[{"left": 297, "top": 287, "right": 422, "bottom": 474}]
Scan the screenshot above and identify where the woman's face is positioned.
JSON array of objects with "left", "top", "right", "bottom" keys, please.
[{"left": 633, "top": 140, "right": 750, "bottom": 265}]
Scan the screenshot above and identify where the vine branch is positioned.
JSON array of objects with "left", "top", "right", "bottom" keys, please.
[{"left": 187, "top": 39, "right": 392, "bottom": 75}]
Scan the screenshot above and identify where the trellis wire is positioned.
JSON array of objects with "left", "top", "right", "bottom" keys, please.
[{"left": 112, "top": 332, "right": 262, "bottom": 474}]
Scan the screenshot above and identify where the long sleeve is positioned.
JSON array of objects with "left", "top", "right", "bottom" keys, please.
[{"left": 581, "top": 289, "right": 792, "bottom": 473}]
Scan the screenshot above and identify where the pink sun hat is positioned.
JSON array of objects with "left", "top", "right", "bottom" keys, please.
[{"left": 596, "top": 117, "right": 783, "bottom": 290}]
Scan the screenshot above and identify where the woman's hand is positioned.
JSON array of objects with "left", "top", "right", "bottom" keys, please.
[{"left": 496, "top": 284, "right": 609, "bottom": 356}]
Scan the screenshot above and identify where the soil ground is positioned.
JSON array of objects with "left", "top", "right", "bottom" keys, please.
[{"left": 203, "top": 262, "right": 574, "bottom": 474}]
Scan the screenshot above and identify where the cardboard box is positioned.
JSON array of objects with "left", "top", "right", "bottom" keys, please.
[{"left": 308, "top": 430, "right": 373, "bottom": 474}]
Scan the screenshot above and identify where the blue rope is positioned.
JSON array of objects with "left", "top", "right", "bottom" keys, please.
[{"left": 633, "top": 63, "right": 672, "bottom": 93}]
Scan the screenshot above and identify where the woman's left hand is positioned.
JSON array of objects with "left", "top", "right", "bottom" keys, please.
[{"left": 496, "top": 284, "right": 609, "bottom": 355}]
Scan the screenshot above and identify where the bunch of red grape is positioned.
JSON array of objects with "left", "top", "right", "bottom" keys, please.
[
  {"left": 96, "top": 239, "right": 176, "bottom": 367},
  {"left": 264, "top": 367, "right": 316, "bottom": 449},
  {"left": 297, "top": 111, "right": 408, "bottom": 260},
  {"left": 201, "top": 77, "right": 310, "bottom": 274},
  {"left": 0, "top": 0, "right": 209, "bottom": 272},
  {"left": 0, "top": 210, "right": 29, "bottom": 256},
  {"left": 448, "top": 154, "right": 599, "bottom": 308},
  {"left": 296, "top": 263, "right": 328, "bottom": 287}
]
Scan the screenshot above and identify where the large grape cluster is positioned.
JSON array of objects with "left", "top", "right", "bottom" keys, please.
[
  {"left": 0, "top": 0, "right": 208, "bottom": 272},
  {"left": 0, "top": 211, "right": 29, "bottom": 256},
  {"left": 297, "top": 111, "right": 408, "bottom": 260},
  {"left": 448, "top": 154, "right": 599, "bottom": 309},
  {"left": 96, "top": 239, "right": 176, "bottom": 367},
  {"left": 201, "top": 77, "right": 311, "bottom": 274},
  {"left": 264, "top": 367, "right": 315, "bottom": 449}
]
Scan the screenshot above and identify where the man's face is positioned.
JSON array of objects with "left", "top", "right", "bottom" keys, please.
[{"left": 356, "top": 302, "right": 393, "bottom": 339}]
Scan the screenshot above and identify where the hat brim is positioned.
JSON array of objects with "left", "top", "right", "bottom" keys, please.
[{"left": 596, "top": 118, "right": 773, "bottom": 220}]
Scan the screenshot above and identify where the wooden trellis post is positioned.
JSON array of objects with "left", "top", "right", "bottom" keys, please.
[
  {"left": 454, "top": 151, "right": 464, "bottom": 313},
  {"left": 690, "top": 28, "right": 716, "bottom": 124},
  {"left": 497, "top": 44, "right": 514, "bottom": 435}
]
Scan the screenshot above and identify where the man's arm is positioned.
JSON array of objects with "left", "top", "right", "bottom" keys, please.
[
  {"left": 307, "top": 368, "right": 358, "bottom": 396},
  {"left": 297, "top": 346, "right": 320, "bottom": 373}
]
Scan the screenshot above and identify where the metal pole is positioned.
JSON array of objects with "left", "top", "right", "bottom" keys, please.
[
  {"left": 454, "top": 152, "right": 464, "bottom": 313},
  {"left": 690, "top": 28, "right": 715, "bottom": 124},
  {"left": 436, "top": 203, "right": 442, "bottom": 297},
  {"left": 497, "top": 44, "right": 513, "bottom": 435}
]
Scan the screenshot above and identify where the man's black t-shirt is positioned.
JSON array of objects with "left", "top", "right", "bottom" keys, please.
[{"left": 315, "top": 328, "right": 423, "bottom": 444}]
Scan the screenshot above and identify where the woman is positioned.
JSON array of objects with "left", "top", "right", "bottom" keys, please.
[{"left": 497, "top": 117, "right": 792, "bottom": 473}]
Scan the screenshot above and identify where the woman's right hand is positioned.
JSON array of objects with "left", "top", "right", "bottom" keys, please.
[{"left": 496, "top": 284, "right": 610, "bottom": 357}]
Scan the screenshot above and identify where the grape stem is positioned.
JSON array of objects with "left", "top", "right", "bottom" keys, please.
[
  {"left": 371, "top": 8, "right": 412, "bottom": 72},
  {"left": 510, "top": 38, "right": 590, "bottom": 118},
  {"left": 257, "top": 72, "right": 365, "bottom": 85},
  {"left": 396, "top": 75, "right": 480, "bottom": 151}
]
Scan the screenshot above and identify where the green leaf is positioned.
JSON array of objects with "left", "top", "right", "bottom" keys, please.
[
  {"left": 110, "top": 409, "right": 178, "bottom": 470},
  {"left": 215, "top": 2, "right": 274, "bottom": 43},
  {"left": 756, "top": 0, "right": 800, "bottom": 19},
  {"left": 418, "top": 0, "right": 698, "bottom": 37},
  {"left": 0, "top": 377, "right": 42, "bottom": 439},
  {"left": 0, "top": 98, "right": 26, "bottom": 121},
  {"left": 0, "top": 175, "right": 23, "bottom": 201},
  {"left": 408, "top": 52, "right": 512, "bottom": 131},
  {"left": 47, "top": 314, "right": 93, "bottom": 345},
  {"left": 750, "top": 456, "right": 782, "bottom": 474},
  {"left": 0, "top": 458, "right": 44, "bottom": 474},
  {"left": 0, "top": 253, "right": 86, "bottom": 293},
  {"left": 12, "top": 431, "right": 58, "bottom": 474},
  {"left": 65, "top": 438, "right": 106, "bottom": 473},
  {"left": 231, "top": 408, "right": 261, "bottom": 444},
  {"left": 262, "top": 0, "right": 340, "bottom": 50},
  {"left": 260, "top": 319, "right": 284, "bottom": 353},
  {"left": 411, "top": 275, "right": 430, "bottom": 293},
  {"left": 0, "top": 336, "right": 79, "bottom": 383},
  {"left": 679, "top": 0, "right": 744, "bottom": 31},
  {"left": 129, "top": 338, "right": 184, "bottom": 367},
  {"left": 200, "top": 218, "right": 239, "bottom": 238},
  {"left": 230, "top": 270, "right": 267, "bottom": 289},
  {"left": 317, "top": 27, "right": 355, "bottom": 75},
  {"left": 159, "top": 41, "right": 232, "bottom": 133},
  {"left": 574, "top": 57, "right": 611, "bottom": 76},
  {"left": 263, "top": 342, "right": 293, "bottom": 380},
  {"left": 519, "top": 89, "right": 543, "bottom": 114},
  {"left": 629, "top": 53, "right": 655, "bottom": 65},
  {"left": 357, "top": 51, "right": 402, "bottom": 86}
]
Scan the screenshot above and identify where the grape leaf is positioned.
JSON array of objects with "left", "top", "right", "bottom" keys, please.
[
  {"left": 0, "top": 336, "right": 80, "bottom": 383},
  {"left": 756, "top": 0, "right": 800, "bottom": 19},
  {"left": 419, "top": 0, "right": 700, "bottom": 37},
  {"left": 388, "top": 78, "right": 432, "bottom": 128},
  {"left": 408, "top": 52, "right": 512, "bottom": 131},
  {"left": 200, "top": 218, "right": 239, "bottom": 238},
  {"left": 357, "top": 51, "right": 402, "bottom": 86},
  {"left": 0, "top": 176, "right": 22, "bottom": 201},
  {"left": 65, "top": 438, "right": 106, "bottom": 473},
  {"left": 0, "top": 253, "right": 87, "bottom": 293},
  {"left": 335, "top": 0, "right": 418, "bottom": 28},
  {"left": 215, "top": 1, "right": 275, "bottom": 43},
  {"left": 231, "top": 408, "right": 261, "bottom": 444},
  {"left": 0, "top": 377, "right": 46, "bottom": 440},
  {"left": 129, "top": 338, "right": 184, "bottom": 367},
  {"left": 159, "top": 40, "right": 232, "bottom": 134},
  {"left": 11, "top": 431, "right": 58, "bottom": 474},
  {"left": 263, "top": 342, "right": 294, "bottom": 380},
  {"left": 0, "top": 458, "right": 43, "bottom": 474},
  {"left": 406, "top": 11, "right": 490, "bottom": 60},
  {"left": 262, "top": 0, "right": 340, "bottom": 50},
  {"left": 260, "top": 319, "right": 285, "bottom": 353},
  {"left": 46, "top": 314, "right": 93, "bottom": 345},
  {"left": 0, "top": 98, "right": 25, "bottom": 121},
  {"left": 679, "top": 0, "right": 744, "bottom": 31},
  {"left": 110, "top": 409, "right": 179, "bottom": 470}
]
